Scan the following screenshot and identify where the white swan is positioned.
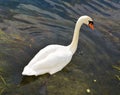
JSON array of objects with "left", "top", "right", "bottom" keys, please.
[{"left": 22, "top": 15, "right": 94, "bottom": 76}]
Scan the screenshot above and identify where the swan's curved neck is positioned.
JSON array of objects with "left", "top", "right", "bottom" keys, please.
[{"left": 69, "top": 18, "right": 84, "bottom": 54}]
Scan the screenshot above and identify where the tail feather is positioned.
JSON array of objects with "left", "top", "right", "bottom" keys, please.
[{"left": 22, "top": 66, "right": 36, "bottom": 76}]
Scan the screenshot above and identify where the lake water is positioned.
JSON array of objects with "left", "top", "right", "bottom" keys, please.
[{"left": 0, "top": 0, "right": 120, "bottom": 95}]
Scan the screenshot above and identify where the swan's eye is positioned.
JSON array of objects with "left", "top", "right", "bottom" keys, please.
[
  {"left": 88, "top": 21, "right": 94, "bottom": 30},
  {"left": 89, "top": 21, "right": 94, "bottom": 25}
]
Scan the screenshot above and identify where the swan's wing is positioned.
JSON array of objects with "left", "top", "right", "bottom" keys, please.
[
  {"left": 28, "top": 45, "right": 62, "bottom": 66},
  {"left": 31, "top": 50, "right": 72, "bottom": 75}
]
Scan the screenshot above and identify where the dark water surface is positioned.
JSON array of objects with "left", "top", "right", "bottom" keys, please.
[{"left": 0, "top": 0, "right": 120, "bottom": 95}]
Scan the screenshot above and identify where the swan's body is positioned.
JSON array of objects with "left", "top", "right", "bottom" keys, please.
[
  {"left": 22, "top": 15, "right": 94, "bottom": 76},
  {"left": 23, "top": 45, "right": 72, "bottom": 76}
]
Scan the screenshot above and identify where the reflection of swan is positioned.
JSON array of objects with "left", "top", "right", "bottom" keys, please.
[{"left": 22, "top": 15, "right": 94, "bottom": 76}]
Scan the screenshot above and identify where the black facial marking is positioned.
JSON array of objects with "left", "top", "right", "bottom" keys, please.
[{"left": 89, "top": 21, "right": 94, "bottom": 25}]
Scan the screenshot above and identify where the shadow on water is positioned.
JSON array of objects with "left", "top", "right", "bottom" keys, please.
[
  {"left": 19, "top": 74, "right": 52, "bottom": 95},
  {"left": 19, "top": 75, "right": 50, "bottom": 95},
  {"left": 0, "top": 0, "right": 120, "bottom": 95},
  {"left": 20, "top": 74, "right": 51, "bottom": 86},
  {"left": 20, "top": 76, "right": 40, "bottom": 86}
]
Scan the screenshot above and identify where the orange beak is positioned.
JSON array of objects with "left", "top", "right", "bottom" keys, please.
[{"left": 88, "top": 23, "right": 94, "bottom": 30}]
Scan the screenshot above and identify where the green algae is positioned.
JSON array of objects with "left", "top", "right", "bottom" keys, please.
[
  {"left": 112, "top": 64, "right": 120, "bottom": 81},
  {"left": 0, "top": 28, "right": 28, "bottom": 46},
  {"left": 0, "top": 75, "right": 7, "bottom": 86},
  {"left": 0, "top": 75, "right": 8, "bottom": 95},
  {"left": 113, "top": 65, "right": 120, "bottom": 71},
  {"left": 0, "top": 25, "right": 33, "bottom": 95}
]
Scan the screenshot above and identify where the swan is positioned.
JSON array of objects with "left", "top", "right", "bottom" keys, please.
[{"left": 22, "top": 15, "right": 94, "bottom": 76}]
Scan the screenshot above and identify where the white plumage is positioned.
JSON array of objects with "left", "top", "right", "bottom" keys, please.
[
  {"left": 22, "top": 15, "right": 94, "bottom": 76},
  {"left": 22, "top": 45, "right": 72, "bottom": 76}
]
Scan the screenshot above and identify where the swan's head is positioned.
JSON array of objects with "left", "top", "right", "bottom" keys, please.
[{"left": 79, "top": 15, "right": 94, "bottom": 30}]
